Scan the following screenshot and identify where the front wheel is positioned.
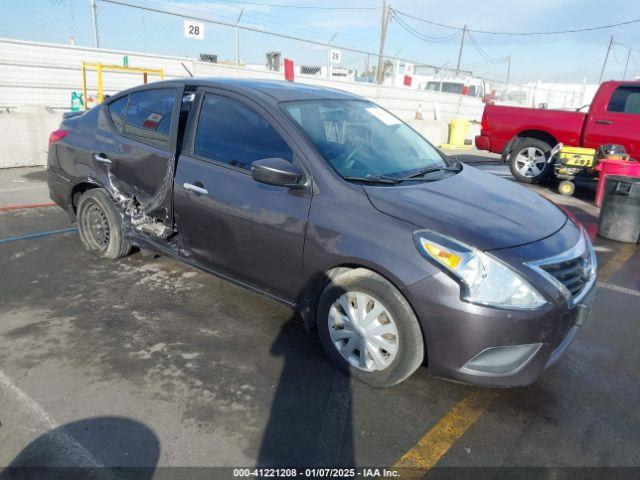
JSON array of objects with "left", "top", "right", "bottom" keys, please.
[
  {"left": 509, "top": 138, "right": 554, "bottom": 184},
  {"left": 317, "top": 269, "right": 424, "bottom": 387}
]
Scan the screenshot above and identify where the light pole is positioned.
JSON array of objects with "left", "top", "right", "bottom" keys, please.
[
  {"left": 235, "top": 9, "right": 244, "bottom": 66},
  {"left": 90, "top": 0, "right": 99, "bottom": 48},
  {"left": 327, "top": 32, "right": 337, "bottom": 79}
]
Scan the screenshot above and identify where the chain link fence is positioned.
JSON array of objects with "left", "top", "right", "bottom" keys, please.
[
  {"left": 0, "top": 0, "right": 465, "bottom": 82},
  {"left": 1, "top": 0, "right": 94, "bottom": 46},
  {"left": 0, "top": 0, "right": 598, "bottom": 109}
]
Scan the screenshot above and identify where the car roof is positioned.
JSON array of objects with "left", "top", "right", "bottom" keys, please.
[{"left": 120, "top": 77, "right": 362, "bottom": 104}]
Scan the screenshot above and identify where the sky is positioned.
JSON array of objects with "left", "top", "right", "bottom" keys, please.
[{"left": 4, "top": 0, "right": 640, "bottom": 84}]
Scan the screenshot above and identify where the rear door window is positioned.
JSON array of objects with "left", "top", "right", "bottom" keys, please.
[
  {"left": 607, "top": 86, "right": 640, "bottom": 114},
  {"left": 108, "top": 96, "right": 128, "bottom": 133},
  {"left": 193, "top": 94, "right": 292, "bottom": 170},
  {"left": 124, "top": 88, "right": 176, "bottom": 149}
]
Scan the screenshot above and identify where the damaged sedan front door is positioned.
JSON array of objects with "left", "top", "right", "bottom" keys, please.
[
  {"left": 173, "top": 90, "right": 312, "bottom": 303},
  {"left": 94, "top": 86, "right": 183, "bottom": 237}
]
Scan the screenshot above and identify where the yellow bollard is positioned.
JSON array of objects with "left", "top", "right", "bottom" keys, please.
[{"left": 440, "top": 118, "right": 472, "bottom": 150}]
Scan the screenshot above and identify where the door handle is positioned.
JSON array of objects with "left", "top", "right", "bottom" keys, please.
[
  {"left": 595, "top": 119, "right": 614, "bottom": 125},
  {"left": 183, "top": 182, "right": 208, "bottom": 195},
  {"left": 93, "top": 153, "right": 112, "bottom": 164}
]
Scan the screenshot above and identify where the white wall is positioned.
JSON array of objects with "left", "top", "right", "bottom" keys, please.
[
  {"left": 0, "top": 38, "right": 485, "bottom": 120},
  {"left": 0, "top": 38, "right": 485, "bottom": 167}
]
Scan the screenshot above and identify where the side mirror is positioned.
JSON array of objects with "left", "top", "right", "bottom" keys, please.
[{"left": 251, "top": 158, "right": 303, "bottom": 188}]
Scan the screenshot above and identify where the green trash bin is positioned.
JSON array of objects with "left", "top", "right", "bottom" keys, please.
[{"left": 598, "top": 175, "right": 640, "bottom": 243}]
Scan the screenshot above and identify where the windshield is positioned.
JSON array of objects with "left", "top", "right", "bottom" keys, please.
[{"left": 281, "top": 100, "right": 450, "bottom": 180}]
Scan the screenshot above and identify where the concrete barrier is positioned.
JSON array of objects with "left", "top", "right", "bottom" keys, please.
[
  {"left": 1, "top": 112, "right": 465, "bottom": 168},
  {"left": 0, "top": 38, "right": 485, "bottom": 167},
  {"left": 0, "top": 111, "right": 480, "bottom": 168},
  {"left": 407, "top": 119, "right": 480, "bottom": 148},
  {"left": 0, "top": 107, "right": 62, "bottom": 168},
  {"left": 0, "top": 113, "right": 478, "bottom": 168}
]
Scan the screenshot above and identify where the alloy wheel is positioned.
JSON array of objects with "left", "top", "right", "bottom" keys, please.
[{"left": 515, "top": 147, "right": 547, "bottom": 177}]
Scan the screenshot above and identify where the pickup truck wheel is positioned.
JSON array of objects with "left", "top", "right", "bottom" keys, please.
[
  {"left": 509, "top": 138, "right": 554, "bottom": 184},
  {"left": 77, "top": 188, "right": 131, "bottom": 259},
  {"left": 317, "top": 268, "right": 424, "bottom": 387}
]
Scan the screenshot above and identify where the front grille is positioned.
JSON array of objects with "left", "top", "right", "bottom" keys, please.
[
  {"left": 526, "top": 232, "right": 597, "bottom": 305},
  {"left": 539, "top": 253, "right": 591, "bottom": 298}
]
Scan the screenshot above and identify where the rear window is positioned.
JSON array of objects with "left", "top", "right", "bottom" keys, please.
[
  {"left": 124, "top": 88, "right": 176, "bottom": 149},
  {"left": 607, "top": 86, "right": 640, "bottom": 114},
  {"left": 107, "top": 96, "right": 128, "bottom": 133}
]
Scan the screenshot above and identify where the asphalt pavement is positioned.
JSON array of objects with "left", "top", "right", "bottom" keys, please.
[{"left": 0, "top": 156, "right": 638, "bottom": 478}]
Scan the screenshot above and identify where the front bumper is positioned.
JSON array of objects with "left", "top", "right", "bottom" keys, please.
[{"left": 404, "top": 274, "right": 596, "bottom": 387}]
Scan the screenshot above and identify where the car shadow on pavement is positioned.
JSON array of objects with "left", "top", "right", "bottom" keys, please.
[
  {"left": 0, "top": 416, "right": 159, "bottom": 480},
  {"left": 257, "top": 281, "right": 355, "bottom": 469},
  {"left": 18, "top": 169, "right": 48, "bottom": 184},
  {"left": 257, "top": 321, "right": 355, "bottom": 469}
]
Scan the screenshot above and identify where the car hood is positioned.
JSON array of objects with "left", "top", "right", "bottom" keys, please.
[{"left": 364, "top": 164, "right": 567, "bottom": 251}]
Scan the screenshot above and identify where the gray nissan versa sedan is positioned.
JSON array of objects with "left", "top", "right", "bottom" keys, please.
[{"left": 47, "top": 78, "right": 597, "bottom": 387}]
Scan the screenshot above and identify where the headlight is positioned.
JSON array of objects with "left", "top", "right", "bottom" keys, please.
[{"left": 414, "top": 230, "right": 547, "bottom": 310}]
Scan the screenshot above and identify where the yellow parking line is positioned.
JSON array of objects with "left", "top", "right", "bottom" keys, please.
[
  {"left": 598, "top": 243, "right": 636, "bottom": 282},
  {"left": 392, "top": 390, "right": 498, "bottom": 476}
]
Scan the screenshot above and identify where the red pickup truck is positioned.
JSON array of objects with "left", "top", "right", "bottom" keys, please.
[{"left": 475, "top": 81, "right": 640, "bottom": 183}]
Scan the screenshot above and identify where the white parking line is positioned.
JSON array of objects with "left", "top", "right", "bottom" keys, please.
[
  {"left": 598, "top": 282, "right": 640, "bottom": 298},
  {"left": 0, "top": 369, "right": 116, "bottom": 478}
]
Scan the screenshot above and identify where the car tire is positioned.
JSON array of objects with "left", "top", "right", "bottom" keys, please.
[
  {"left": 317, "top": 268, "right": 424, "bottom": 387},
  {"left": 508, "top": 137, "right": 554, "bottom": 184},
  {"left": 77, "top": 188, "right": 131, "bottom": 259}
]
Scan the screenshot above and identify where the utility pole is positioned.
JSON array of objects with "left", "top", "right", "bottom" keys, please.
[
  {"left": 90, "top": 0, "right": 99, "bottom": 48},
  {"left": 375, "top": 0, "right": 390, "bottom": 85},
  {"left": 327, "top": 32, "right": 337, "bottom": 79},
  {"left": 623, "top": 47, "right": 631, "bottom": 80},
  {"left": 599, "top": 35, "right": 614, "bottom": 84},
  {"left": 454, "top": 25, "right": 467, "bottom": 77},
  {"left": 235, "top": 9, "right": 244, "bottom": 66}
]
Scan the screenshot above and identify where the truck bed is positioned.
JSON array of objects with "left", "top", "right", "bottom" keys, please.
[{"left": 478, "top": 104, "right": 587, "bottom": 154}]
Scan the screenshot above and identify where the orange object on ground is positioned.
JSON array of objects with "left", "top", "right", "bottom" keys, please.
[
  {"left": 595, "top": 159, "right": 640, "bottom": 207},
  {"left": 0, "top": 202, "right": 56, "bottom": 211}
]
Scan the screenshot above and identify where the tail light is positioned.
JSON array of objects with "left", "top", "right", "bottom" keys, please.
[
  {"left": 49, "top": 129, "right": 68, "bottom": 145},
  {"left": 480, "top": 110, "right": 488, "bottom": 132}
]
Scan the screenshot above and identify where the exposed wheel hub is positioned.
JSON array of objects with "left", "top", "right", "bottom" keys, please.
[{"left": 83, "top": 203, "right": 110, "bottom": 250}]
